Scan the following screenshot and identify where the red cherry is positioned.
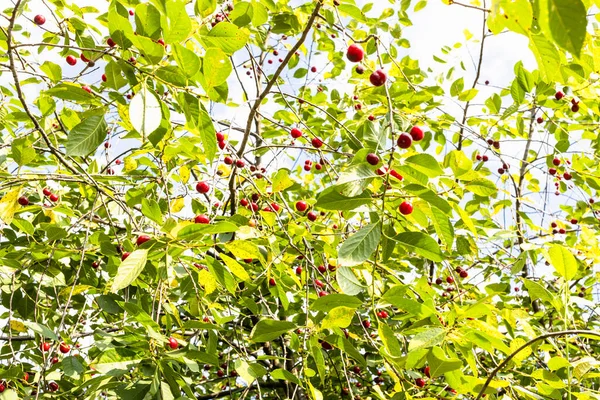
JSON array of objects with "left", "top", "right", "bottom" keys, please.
[
  {"left": 296, "top": 201, "right": 308, "bottom": 212},
  {"left": 549, "top": 168, "right": 557, "bottom": 175},
  {"left": 318, "top": 265, "right": 327, "bottom": 273},
  {"left": 49, "top": 193, "right": 59, "bottom": 202},
  {"left": 34, "top": 14, "right": 46, "bottom": 25},
  {"left": 270, "top": 202, "right": 280, "bottom": 212},
  {"left": 559, "top": 228, "right": 566, "bottom": 234},
  {"left": 236, "top": 159, "right": 245, "bottom": 168},
  {"left": 346, "top": 44, "right": 364, "bottom": 62},
  {"left": 196, "top": 181, "right": 210, "bottom": 193},
  {"left": 459, "top": 270, "right": 468, "bottom": 278},
  {"left": 369, "top": 69, "right": 387, "bottom": 87},
  {"left": 409, "top": 126, "right": 424, "bottom": 141},
  {"left": 92, "top": 261, "right": 100, "bottom": 268},
  {"left": 80, "top": 53, "right": 90, "bottom": 63},
  {"left": 537, "top": 117, "right": 544, "bottom": 124},
  {"left": 564, "top": 172, "right": 572, "bottom": 180},
  {"left": 43, "top": 188, "right": 52, "bottom": 196},
  {"left": 321, "top": 341, "right": 333, "bottom": 349},
  {"left": 136, "top": 234, "right": 151, "bottom": 246},
  {"left": 314, "top": 279, "right": 324, "bottom": 288},
  {"left": 424, "top": 366, "right": 430, "bottom": 378},
  {"left": 216, "top": 132, "right": 225, "bottom": 141},
  {"left": 498, "top": 168, "right": 505, "bottom": 175},
  {"left": 107, "top": 37, "right": 116, "bottom": 47},
  {"left": 66, "top": 55, "right": 77, "bottom": 66},
  {"left": 362, "top": 320, "right": 371, "bottom": 329},
  {"left": 101, "top": 74, "right": 107, "bottom": 82},
  {"left": 216, "top": 370, "right": 225, "bottom": 377},
  {"left": 366, "top": 153, "right": 380, "bottom": 165},
  {"left": 368, "top": 114, "right": 375, "bottom": 121},
  {"left": 291, "top": 128, "right": 302, "bottom": 138},
  {"left": 435, "top": 278, "right": 442, "bottom": 285},
  {"left": 415, "top": 378, "right": 426, "bottom": 387},
  {"left": 168, "top": 337, "right": 178, "bottom": 349},
  {"left": 48, "top": 382, "right": 59, "bottom": 392},
  {"left": 224, "top": 156, "right": 233, "bottom": 165},
  {"left": 310, "top": 66, "right": 317, "bottom": 73},
  {"left": 355, "top": 65, "right": 365, "bottom": 74},
  {"left": 195, "top": 215, "right": 210, "bottom": 224},
  {"left": 482, "top": 155, "right": 489, "bottom": 162},
  {"left": 157, "top": 38, "right": 165, "bottom": 46},
  {"left": 328, "top": 264, "right": 336, "bottom": 272},
  {"left": 399, "top": 201, "right": 413, "bottom": 215},
  {"left": 121, "top": 252, "right": 130, "bottom": 261},
  {"left": 295, "top": 266, "right": 302, "bottom": 275},
  {"left": 396, "top": 133, "right": 412, "bottom": 149},
  {"left": 18, "top": 196, "right": 29, "bottom": 206},
  {"left": 59, "top": 342, "right": 70, "bottom": 354},
  {"left": 570, "top": 218, "right": 578, "bottom": 224},
  {"left": 553, "top": 158, "right": 561, "bottom": 166},
  {"left": 129, "top": 9, "right": 134, "bottom": 16},
  {"left": 40, "top": 342, "right": 51, "bottom": 352},
  {"left": 446, "top": 276, "right": 454, "bottom": 284},
  {"left": 269, "top": 278, "right": 276, "bottom": 286},
  {"left": 307, "top": 211, "right": 318, "bottom": 221},
  {"left": 571, "top": 103, "right": 579, "bottom": 112},
  {"left": 555, "top": 91, "right": 564, "bottom": 100},
  {"left": 311, "top": 137, "right": 323, "bottom": 148},
  {"left": 318, "top": 290, "right": 328, "bottom": 297},
  {"left": 389, "top": 170, "right": 403, "bottom": 181}
]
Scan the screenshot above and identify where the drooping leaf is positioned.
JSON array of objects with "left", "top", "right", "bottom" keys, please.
[
  {"left": 111, "top": 250, "right": 148, "bottom": 292},
  {"left": 250, "top": 319, "right": 296, "bottom": 342},
  {"left": 65, "top": 115, "right": 108, "bottom": 156}
]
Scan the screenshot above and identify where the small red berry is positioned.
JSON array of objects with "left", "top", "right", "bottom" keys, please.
[
  {"left": 346, "top": 44, "right": 364, "bottom": 63},
  {"left": 409, "top": 126, "right": 424, "bottom": 141},
  {"left": 18, "top": 196, "right": 29, "bottom": 206},
  {"left": 307, "top": 211, "right": 318, "bottom": 221},
  {"left": 195, "top": 214, "right": 210, "bottom": 224},
  {"left": 311, "top": 137, "right": 323, "bottom": 148},
  {"left": 369, "top": 69, "right": 387, "bottom": 87},
  {"left": 59, "top": 342, "right": 70, "bottom": 354},
  {"left": 296, "top": 201, "right": 308, "bottom": 212},
  {"left": 446, "top": 276, "right": 454, "bottom": 284},
  {"left": 366, "top": 153, "right": 380, "bottom": 166},
  {"left": 49, "top": 193, "right": 59, "bottom": 202},
  {"left": 168, "top": 337, "right": 178, "bottom": 349},
  {"left": 397, "top": 133, "right": 412, "bottom": 149},
  {"left": 34, "top": 15, "right": 46, "bottom": 25},
  {"left": 196, "top": 181, "right": 210, "bottom": 193},
  {"left": 269, "top": 278, "right": 276, "bottom": 286},
  {"left": 66, "top": 55, "right": 77, "bottom": 66},
  {"left": 399, "top": 201, "right": 413, "bottom": 215},
  {"left": 555, "top": 91, "right": 564, "bottom": 100},
  {"left": 136, "top": 234, "right": 151, "bottom": 246}
]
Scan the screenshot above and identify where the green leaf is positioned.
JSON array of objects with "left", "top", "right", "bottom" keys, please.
[
  {"left": 200, "top": 22, "right": 249, "bottom": 54},
  {"left": 393, "top": 232, "right": 443, "bottom": 262},
  {"left": 45, "top": 83, "right": 99, "bottom": 103},
  {"left": 176, "top": 221, "right": 238, "bottom": 239},
  {"left": 111, "top": 249, "right": 148, "bottom": 292},
  {"left": 164, "top": 0, "right": 192, "bottom": 43},
  {"left": 91, "top": 348, "right": 143, "bottom": 374},
  {"left": 135, "top": 3, "right": 161, "bottom": 39},
  {"left": 405, "top": 154, "right": 444, "bottom": 178},
  {"left": 40, "top": 61, "right": 62, "bottom": 83},
  {"left": 430, "top": 205, "right": 454, "bottom": 249},
  {"left": 444, "top": 150, "right": 472, "bottom": 177},
  {"left": 427, "top": 346, "right": 462, "bottom": 377},
  {"left": 203, "top": 47, "right": 232, "bottom": 88},
  {"left": 173, "top": 44, "right": 201, "bottom": 77},
  {"left": 65, "top": 115, "right": 108, "bottom": 156},
  {"left": 63, "top": 356, "right": 84, "bottom": 379},
  {"left": 379, "top": 323, "right": 401, "bottom": 355},
  {"left": 528, "top": 32, "right": 563, "bottom": 82},
  {"left": 315, "top": 187, "right": 372, "bottom": 211},
  {"left": 310, "top": 294, "right": 362, "bottom": 312},
  {"left": 336, "top": 267, "right": 364, "bottom": 295},
  {"left": 336, "top": 163, "right": 377, "bottom": 197},
  {"left": 250, "top": 319, "right": 296, "bottom": 342},
  {"left": 224, "top": 240, "right": 261, "bottom": 261},
  {"left": 103, "top": 61, "right": 128, "bottom": 90},
  {"left": 23, "top": 321, "right": 58, "bottom": 341},
  {"left": 234, "top": 359, "right": 266, "bottom": 385},
  {"left": 129, "top": 87, "right": 162, "bottom": 137},
  {"left": 11, "top": 138, "right": 36, "bottom": 166},
  {"left": 220, "top": 253, "right": 251, "bottom": 281},
  {"left": 141, "top": 198, "right": 163, "bottom": 225},
  {"left": 408, "top": 328, "right": 446, "bottom": 351},
  {"left": 404, "top": 184, "right": 452, "bottom": 214},
  {"left": 196, "top": 106, "right": 217, "bottom": 162},
  {"left": 338, "top": 223, "right": 381, "bottom": 266},
  {"left": 195, "top": 0, "right": 217, "bottom": 17},
  {"left": 321, "top": 306, "right": 355, "bottom": 329},
  {"left": 380, "top": 295, "right": 436, "bottom": 318},
  {"left": 540, "top": 0, "right": 586, "bottom": 57},
  {"left": 522, "top": 279, "right": 554, "bottom": 303},
  {"left": 271, "top": 368, "right": 301, "bottom": 385},
  {"left": 547, "top": 244, "right": 577, "bottom": 280},
  {"left": 272, "top": 169, "right": 295, "bottom": 192},
  {"left": 129, "top": 35, "right": 165, "bottom": 64},
  {"left": 465, "top": 178, "right": 497, "bottom": 196},
  {"left": 229, "top": 2, "right": 254, "bottom": 27}
]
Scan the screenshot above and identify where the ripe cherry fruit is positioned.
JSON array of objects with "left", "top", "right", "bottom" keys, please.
[
  {"left": 366, "top": 153, "right": 380, "bottom": 166},
  {"left": 269, "top": 278, "right": 276, "bottom": 286},
  {"left": 307, "top": 211, "right": 318, "bottom": 221},
  {"left": 346, "top": 44, "right": 364, "bottom": 63},
  {"left": 196, "top": 181, "right": 210, "bottom": 194},
  {"left": 399, "top": 201, "right": 413, "bottom": 215},
  {"left": 397, "top": 133, "right": 412, "bottom": 149},
  {"left": 195, "top": 214, "right": 210, "bottom": 224},
  {"left": 311, "top": 137, "right": 323, "bottom": 148},
  {"left": 40, "top": 342, "right": 51, "bottom": 352},
  {"left": 34, "top": 14, "right": 46, "bottom": 25},
  {"left": 168, "top": 337, "right": 178, "bottom": 349},
  {"left": 136, "top": 234, "right": 151, "bottom": 246},
  {"left": 415, "top": 378, "right": 426, "bottom": 388},
  {"left": 296, "top": 201, "right": 308, "bottom": 212},
  {"left": 369, "top": 69, "right": 387, "bottom": 87},
  {"left": 555, "top": 91, "right": 564, "bottom": 100},
  {"left": 291, "top": 128, "right": 302, "bottom": 138},
  {"left": 59, "top": 342, "right": 70, "bottom": 354},
  {"left": 409, "top": 126, "right": 424, "bottom": 141},
  {"left": 18, "top": 196, "right": 29, "bottom": 206}
]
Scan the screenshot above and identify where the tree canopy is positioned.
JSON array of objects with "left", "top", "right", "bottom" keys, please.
[{"left": 1, "top": 0, "right": 600, "bottom": 399}]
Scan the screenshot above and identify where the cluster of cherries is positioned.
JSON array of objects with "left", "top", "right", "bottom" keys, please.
[{"left": 17, "top": 188, "right": 59, "bottom": 207}]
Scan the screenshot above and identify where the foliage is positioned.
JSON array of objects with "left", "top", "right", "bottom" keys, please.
[{"left": 0, "top": 0, "right": 600, "bottom": 399}]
